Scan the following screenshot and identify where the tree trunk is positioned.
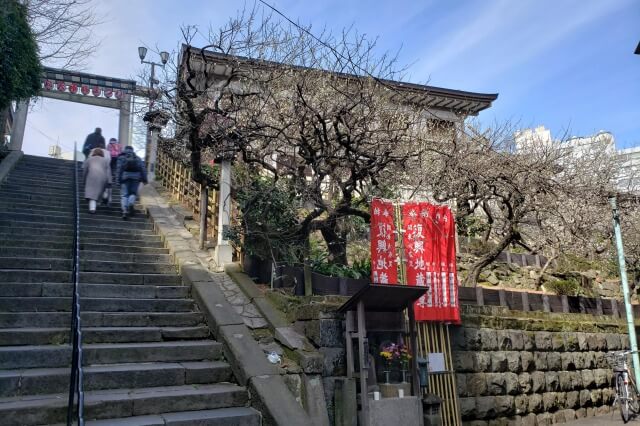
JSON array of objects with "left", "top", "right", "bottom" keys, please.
[
  {"left": 465, "top": 226, "right": 519, "bottom": 286},
  {"left": 320, "top": 220, "right": 348, "bottom": 266},
  {"left": 535, "top": 253, "right": 558, "bottom": 288},
  {"left": 481, "top": 202, "right": 494, "bottom": 243}
]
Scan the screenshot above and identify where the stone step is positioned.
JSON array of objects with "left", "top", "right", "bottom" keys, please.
[
  {"left": 0, "top": 340, "right": 222, "bottom": 369},
  {"left": 0, "top": 247, "right": 172, "bottom": 263},
  {"left": 0, "top": 220, "right": 152, "bottom": 236},
  {"left": 0, "top": 207, "right": 148, "bottom": 223},
  {"left": 0, "top": 383, "right": 248, "bottom": 425},
  {"left": 16, "top": 155, "right": 77, "bottom": 166},
  {"left": 7, "top": 170, "right": 75, "bottom": 179},
  {"left": 0, "top": 184, "right": 75, "bottom": 197},
  {"left": 0, "top": 282, "right": 189, "bottom": 299},
  {"left": 0, "top": 297, "right": 194, "bottom": 313},
  {"left": 0, "top": 228, "right": 161, "bottom": 243},
  {"left": 0, "top": 326, "right": 209, "bottom": 345},
  {"left": 0, "top": 213, "right": 152, "bottom": 228},
  {"left": 0, "top": 258, "right": 177, "bottom": 274},
  {"left": 0, "top": 190, "right": 74, "bottom": 203},
  {"left": 82, "top": 407, "right": 261, "bottom": 426},
  {"left": 80, "top": 242, "right": 168, "bottom": 254},
  {"left": 0, "top": 311, "right": 204, "bottom": 328},
  {"left": 0, "top": 239, "right": 72, "bottom": 251},
  {"left": 8, "top": 168, "right": 75, "bottom": 178},
  {"left": 0, "top": 269, "right": 180, "bottom": 284},
  {"left": 0, "top": 361, "right": 232, "bottom": 397},
  {"left": 0, "top": 200, "right": 144, "bottom": 214},
  {"left": 5, "top": 171, "right": 76, "bottom": 182}
]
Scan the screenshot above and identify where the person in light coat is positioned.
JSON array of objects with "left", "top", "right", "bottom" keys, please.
[{"left": 83, "top": 148, "right": 112, "bottom": 213}]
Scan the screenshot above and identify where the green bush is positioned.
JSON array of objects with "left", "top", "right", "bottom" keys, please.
[
  {"left": 231, "top": 173, "right": 303, "bottom": 262},
  {"left": 308, "top": 242, "right": 370, "bottom": 279},
  {"left": 545, "top": 279, "right": 580, "bottom": 296}
]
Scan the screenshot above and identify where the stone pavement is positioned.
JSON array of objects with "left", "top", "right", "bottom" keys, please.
[
  {"left": 567, "top": 413, "right": 639, "bottom": 425},
  {"left": 214, "top": 272, "right": 269, "bottom": 329}
]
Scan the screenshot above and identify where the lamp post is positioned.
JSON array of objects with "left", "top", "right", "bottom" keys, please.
[
  {"left": 609, "top": 196, "right": 640, "bottom": 388},
  {"left": 138, "top": 46, "right": 169, "bottom": 180}
]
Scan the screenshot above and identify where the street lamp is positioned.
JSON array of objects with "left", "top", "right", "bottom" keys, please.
[
  {"left": 137, "top": 46, "right": 169, "bottom": 93},
  {"left": 137, "top": 46, "right": 170, "bottom": 178}
]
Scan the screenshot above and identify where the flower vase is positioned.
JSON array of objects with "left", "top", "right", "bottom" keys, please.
[
  {"left": 384, "top": 370, "right": 390, "bottom": 384},
  {"left": 401, "top": 369, "right": 408, "bottom": 383}
]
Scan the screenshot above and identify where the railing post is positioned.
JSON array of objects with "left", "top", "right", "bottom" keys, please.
[{"left": 67, "top": 143, "right": 84, "bottom": 426}]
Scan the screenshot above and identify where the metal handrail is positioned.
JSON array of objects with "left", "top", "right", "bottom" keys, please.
[{"left": 67, "top": 143, "right": 85, "bottom": 426}]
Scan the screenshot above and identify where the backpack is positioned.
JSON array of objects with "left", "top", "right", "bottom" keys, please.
[{"left": 123, "top": 152, "right": 140, "bottom": 172}]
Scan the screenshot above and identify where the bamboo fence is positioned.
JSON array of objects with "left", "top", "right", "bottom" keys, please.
[{"left": 155, "top": 146, "right": 220, "bottom": 242}]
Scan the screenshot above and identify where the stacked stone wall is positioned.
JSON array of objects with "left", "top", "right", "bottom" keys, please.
[{"left": 453, "top": 307, "right": 631, "bottom": 425}]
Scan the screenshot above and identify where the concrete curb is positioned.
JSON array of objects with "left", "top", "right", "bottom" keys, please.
[
  {"left": 225, "top": 263, "right": 330, "bottom": 426},
  {"left": 139, "top": 184, "right": 311, "bottom": 426},
  {"left": 225, "top": 264, "right": 325, "bottom": 374},
  {"left": 0, "top": 151, "right": 23, "bottom": 184}
]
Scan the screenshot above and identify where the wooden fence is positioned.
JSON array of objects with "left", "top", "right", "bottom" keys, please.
[
  {"left": 155, "top": 147, "right": 220, "bottom": 242},
  {"left": 458, "top": 286, "right": 631, "bottom": 318},
  {"left": 459, "top": 246, "right": 551, "bottom": 269}
]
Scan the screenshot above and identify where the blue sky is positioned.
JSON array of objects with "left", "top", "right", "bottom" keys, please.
[{"left": 23, "top": 0, "right": 640, "bottom": 157}]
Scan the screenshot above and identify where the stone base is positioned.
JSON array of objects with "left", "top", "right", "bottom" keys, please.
[
  {"left": 379, "top": 382, "right": 412, "bottom": 398},
  {"left": 362, "top": 396, "right": 423, "bottom": 426},
  {"left": 214, "top": 243, "right": 234, "bottom": 270}
]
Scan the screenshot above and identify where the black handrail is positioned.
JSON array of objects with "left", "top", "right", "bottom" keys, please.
[{"left": 67, "top": 144, "right": 85, "bottom": 426}]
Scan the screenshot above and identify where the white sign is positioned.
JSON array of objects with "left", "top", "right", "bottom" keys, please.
[{"left": 428, "top": 352, "right": 446, "bottom": 373}]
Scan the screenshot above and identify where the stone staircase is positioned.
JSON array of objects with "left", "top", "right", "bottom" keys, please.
[{"left": 0, "top": 155, "right": 261, "bottom": 425}]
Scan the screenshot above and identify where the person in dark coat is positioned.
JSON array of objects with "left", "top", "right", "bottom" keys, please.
[
  {"left": 116, "top": 146, "right": 148, "bottom": 220},
  {"left": 82, "top": 128, "right": 106, "bottom": 159}
]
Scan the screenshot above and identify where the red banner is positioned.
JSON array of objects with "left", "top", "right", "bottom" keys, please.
[
  {"left": 370, "top": 198, "right": 398, "bottom": 284},
  {"left": 402, "top": 201, "right": 460, "bottom": 324}
]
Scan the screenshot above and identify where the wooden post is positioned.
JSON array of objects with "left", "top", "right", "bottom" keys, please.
[
  {"left": 535, "top": 254, "right": 542, "bottom": 268},
  {"left": 345, "top": 311, "right": 355, "bottom": 378},
  {"left": 611, "top": 299, "right": 620, "bottom": 318},
  {"left": 506, "top": 251, "right": 512, "bottom": 266},
  {"left": 304, "top": 262, "right": 313, "bottom": 296},
  {"left": 199, "top": 183, "right": 208, "bottom": 250},
  {"left": 475, "top": 286, "right": 484, "bottom": 306},
  {"left": 596, "top": 298, "right": 604, "bottom": 315},
  {"left": 542, "top": 295, "right": 550, "bottom": 312},
  {"left": 561, "top": 295, "right": 569, "bottom": 313},
  {"left": 357, "top": 301, "right": 368, "bottom": 426},
  {"left": 521, "top": 254, "right": 527, "bottom": 267},
  {"left": 521, "top": 292, "right": 530, "bottom": 312},
  {"left": 407, "top": 304, "right": 421, "bottom": 398},
  {"left": 498, "top": 289, "right": 507, "bottom": 307},
  {"left": 578, "top": 297, "right": 586, "bottom": 314}
]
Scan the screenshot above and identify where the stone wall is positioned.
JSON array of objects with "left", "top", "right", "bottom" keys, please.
[
  {"left": 268, "top": 292, "right": 632, "bottom": 425},
  {"left": 453, "top": 306, "right": 630, "bottom": 425},
  {"left": 291, "top": 302, "right": 347, "bottom": 426}
]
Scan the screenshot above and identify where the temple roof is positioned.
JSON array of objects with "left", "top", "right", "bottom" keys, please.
[{"left": 180, "top": 45, "right": 498, "bottom": 116}]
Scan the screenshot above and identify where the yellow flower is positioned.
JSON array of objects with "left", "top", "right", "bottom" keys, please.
[{"left": 380, "top": 351, "right": 392, "bottom": 360}]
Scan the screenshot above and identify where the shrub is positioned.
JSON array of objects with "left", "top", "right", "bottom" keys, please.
[{"left": 545, "top": 278, "right": 580, "bottom": 296}]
